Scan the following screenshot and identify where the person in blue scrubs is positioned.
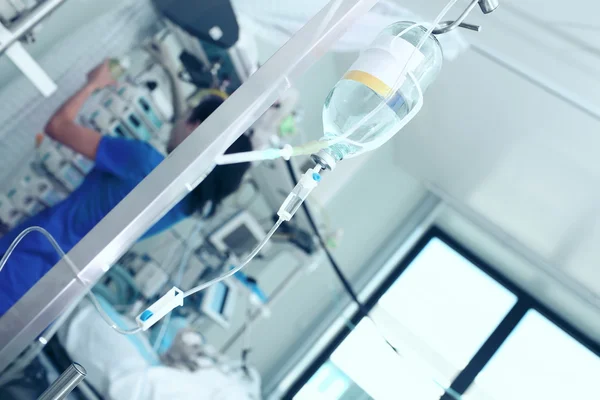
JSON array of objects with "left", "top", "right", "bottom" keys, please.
[{"left": 0, "top": 61, "right": 252, "bottom": 316}]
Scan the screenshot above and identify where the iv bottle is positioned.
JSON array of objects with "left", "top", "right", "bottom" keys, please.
[
  {"left": 108, "top": 57, "right": 130, "bottom": 80},
  {"left": 315, "top": 22, "right": 443, "bottom": 169}
]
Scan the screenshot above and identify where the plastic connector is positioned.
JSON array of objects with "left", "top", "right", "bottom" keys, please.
[
  {"left": 277, "top": 168, "right": 321, "bottom": 221},
  {"left": 136, "top": 287, "right": 184, "bottom": 331},
  {"left": 280, "top": 144, "right": 293, "bottom": 160}
]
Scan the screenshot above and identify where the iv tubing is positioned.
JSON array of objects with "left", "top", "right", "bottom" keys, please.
[
  {"left": 215, "top": 145, "right": 293, "bottom": 165},
  {"left": 183, "top": 218, "right": 283, "bottom": 298},
  {"left": 0, "top": 226, "right": 141, "bottom": 335}
]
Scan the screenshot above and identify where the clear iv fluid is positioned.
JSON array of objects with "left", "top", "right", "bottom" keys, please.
[
  {"left": 322, "top": 80, "right": 409, "bottom": 160},
  {"left": 320, "top": 22, "right": 443, "bottom": 162}
]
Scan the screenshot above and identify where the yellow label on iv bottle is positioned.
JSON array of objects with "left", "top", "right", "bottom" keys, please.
[
  {"left": 319, "top": 22, "right": 443, "bottom": 163},
  {"left": 343, "top": 35, "right": 424, "bottom": 97}
]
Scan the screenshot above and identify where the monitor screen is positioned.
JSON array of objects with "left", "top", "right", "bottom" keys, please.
[
  {"left": 222, "top": 224, "right": 260, "bottom": 258},
  {"left": 210, "top": 282, "right": 230, "bottom": 317}
]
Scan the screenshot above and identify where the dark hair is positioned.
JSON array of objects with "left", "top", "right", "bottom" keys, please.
[
  {"left": 186, "top": 97, "right": 253, "bottom": 217},
  {"left": 187, "top": 96, "right": 225, "bottom": 125}
]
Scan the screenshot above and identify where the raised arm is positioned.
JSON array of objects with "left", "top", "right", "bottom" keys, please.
[{"left": 44, "top": 60, "right": 116, "bottom": 160}]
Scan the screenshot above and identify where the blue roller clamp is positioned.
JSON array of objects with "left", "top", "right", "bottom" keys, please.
[{"left": 140, "top": 309, "right": 153, "bottom": 321}]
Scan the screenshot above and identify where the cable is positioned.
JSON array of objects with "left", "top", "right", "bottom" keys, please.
[
  {"left": 284, "top": 162, "right": 463, "bottom": 400},
  {"left": 240, "top": 302, "right": 253, "bottom": 378},
  {"left": 284, "top": 163, "right": 463, "bottom": 400},
  {"left": 0, "top": 226, "right": 141, "bottom": 335},
  {"left": 283, "top": 161, "right": 400, "bottom": 350},
  {"left": 282, "top": 162, "right": 365, "bottom": 309}
]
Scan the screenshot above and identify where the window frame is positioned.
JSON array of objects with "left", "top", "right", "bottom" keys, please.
[{"left": 283, "top": 226, "right": 600, "bottom": 399}]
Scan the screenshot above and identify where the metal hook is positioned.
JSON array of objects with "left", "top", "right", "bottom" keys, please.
[
  {"left": 433, "top": 0, "right": 499, "bottom": 35},
  {"left": 434, "top": 20, "right": 482, "bottom": 34}
]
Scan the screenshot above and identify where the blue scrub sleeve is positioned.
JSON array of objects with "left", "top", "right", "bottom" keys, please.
[{"left": 95, "top": 136, "right": 165, "bottom": 180}]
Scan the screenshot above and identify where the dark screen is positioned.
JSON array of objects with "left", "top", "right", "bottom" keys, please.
[{"left": 222, "top": 224, "right": 259, "bottom": 258}]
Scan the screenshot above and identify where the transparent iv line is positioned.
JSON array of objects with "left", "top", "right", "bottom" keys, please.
[{"left": 0, "top": 226, "right": 141, "bottom": 335}]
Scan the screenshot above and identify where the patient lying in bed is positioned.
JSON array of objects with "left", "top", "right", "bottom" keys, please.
[{"left": 59, "top": 298, "right": 261, "bottom": 400}]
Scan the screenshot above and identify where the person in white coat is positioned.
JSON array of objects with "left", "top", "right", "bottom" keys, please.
[{"left": 61, "top": 299, "right": 261, "bottom": 400}]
